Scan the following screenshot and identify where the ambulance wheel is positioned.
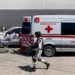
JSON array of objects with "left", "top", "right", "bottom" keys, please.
[{"left": 43, "top": 46, "right": 55, "bottom": 57}]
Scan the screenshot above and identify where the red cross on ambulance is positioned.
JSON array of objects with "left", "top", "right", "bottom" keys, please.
[{"left": 45, "top": 25, "right": 53, "bottom": 33}]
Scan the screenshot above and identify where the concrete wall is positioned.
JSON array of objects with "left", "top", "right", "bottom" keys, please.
[{"left": 0, "top": 10, "right": 75, "bottom": 31}]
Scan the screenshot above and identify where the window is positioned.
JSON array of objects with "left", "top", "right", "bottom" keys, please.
[
  {"left": 22, "top": 22, "right": 31, "bottom": 34},
  {"left": 6, "top": 28, "right": 21, "bottom": 34},
  {"left": 11, "top": 28, "right": 21, "bottom": 34},
  {"left": 61, "top": 23, "right": 75, "bottom": 35}
]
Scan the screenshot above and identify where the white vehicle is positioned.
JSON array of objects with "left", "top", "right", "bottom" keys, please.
[
  {"left": 0, "top": 26, "right": 22, "bottom": 46},
  {"left": 22, "top": 15, "right": 75, "bottom": 56}
]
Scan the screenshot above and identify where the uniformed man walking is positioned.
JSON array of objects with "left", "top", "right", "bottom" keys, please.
[{"left": 30, "top": 31, "right": 50, "bottom": 72}]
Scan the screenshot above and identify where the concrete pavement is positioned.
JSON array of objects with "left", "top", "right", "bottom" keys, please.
[{"left": 0, "top": 48, "right": 75, "bottom": 75}]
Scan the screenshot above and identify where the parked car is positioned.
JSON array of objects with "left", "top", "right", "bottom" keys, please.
[{"left": 0, "top": 26, "right": 22, "bottom": 47}]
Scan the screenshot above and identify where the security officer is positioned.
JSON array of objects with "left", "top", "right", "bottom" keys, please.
[
  {"left": 30, "top": 31, "right": 50, "bottom": 72},
  {"left": 2, "top": 25, "right": 6, "bottom": 31}
]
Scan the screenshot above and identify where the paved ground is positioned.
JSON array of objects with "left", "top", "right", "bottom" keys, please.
[{"left": 0, "top": 48, "right": 75, "bottom": 75}]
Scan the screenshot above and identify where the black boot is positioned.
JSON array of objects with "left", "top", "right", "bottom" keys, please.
[
  {"left": 45, "top": 62, "right": 50, "bottom": 70},
  {"left": 30, "top": 67, "right": 36, "bottom": 72}
]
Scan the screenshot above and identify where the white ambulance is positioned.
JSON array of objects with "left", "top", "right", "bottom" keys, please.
[{"left": 22, "top": 15, "right": 75, "bottom": 56}]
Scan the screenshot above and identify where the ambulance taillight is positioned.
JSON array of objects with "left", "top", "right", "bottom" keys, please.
[
  {"left": 24, "top": 18, "right": 28, "bottom": 22},
  {"left": 23, "top": 16, "right": 31, "bottom": 22},
  {"left": 34, "top": 17, "right": 40, "bottom": 22}
]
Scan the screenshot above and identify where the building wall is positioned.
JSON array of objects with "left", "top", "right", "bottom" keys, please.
[{"left": 0, "top": 0, "right": 75, "bottom": 30}]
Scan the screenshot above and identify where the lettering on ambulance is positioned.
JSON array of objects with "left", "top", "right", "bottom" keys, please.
[{"left": 40, "top": 22, "right": 56, "bottom": 25}]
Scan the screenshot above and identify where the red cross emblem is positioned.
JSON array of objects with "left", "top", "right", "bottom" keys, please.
[{"left": 45, "top": 26, "right": 53, "bottom": 33}]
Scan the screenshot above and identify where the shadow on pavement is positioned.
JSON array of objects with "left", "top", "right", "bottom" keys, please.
[
  {"left": 18, "top": 65, "right": 32, "bottom": 72},
  {"left": 18, "top": 65, "right": 46, "bottom": 72},
  {"left": 8, "top": 45, "right": 20, "bottom": 48},
  {"left": 13, "top": 50, "right": 32, "bottom": 57},
  {"left": 55, "top": 52, "right": 75, "bottom": 57},
  {"left": 7, "top": 45, "right": 75, "bottom": 57},
  {"left": 14, "top": 51, "right": 75, "bottom": 57},
  {"left": 13, "top": 49, "right": 75, "bottom": 57}
]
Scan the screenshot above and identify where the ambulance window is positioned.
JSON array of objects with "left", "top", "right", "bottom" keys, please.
[
  {"left": 61, "top": 23, "right": 75, "bottom": 35},
  {"left": 22, "top": 22, "right": 31, "bottom": 34}
]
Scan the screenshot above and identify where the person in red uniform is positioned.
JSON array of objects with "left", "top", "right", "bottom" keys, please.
[{"left": 19, "top": 32, "right": 24, "bottom": 53}]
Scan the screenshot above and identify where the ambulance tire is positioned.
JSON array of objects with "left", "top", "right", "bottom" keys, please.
[{"left": 43, "top": 46, "right": 55, "bottom": 57}]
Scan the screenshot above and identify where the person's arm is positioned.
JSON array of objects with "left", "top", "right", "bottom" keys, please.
[{"left": 38, "top": 38, "right": 43, "bottom": 50}]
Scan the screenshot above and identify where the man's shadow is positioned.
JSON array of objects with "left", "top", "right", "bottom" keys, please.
[
  {"left": 18, "top": 65, "right": 32, "bottom": 72},
  {"left": 18, "top": 65, "right": 45, "bottom": 72}
]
